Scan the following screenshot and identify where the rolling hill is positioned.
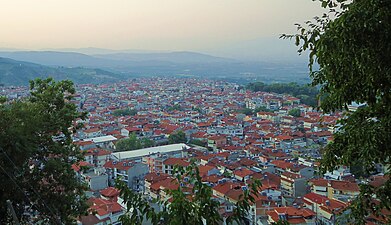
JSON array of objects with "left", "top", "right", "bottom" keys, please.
[
  {"left": 0, "top": 57, "right": 123, "bottom": 86},
  {"left": 0, "top": 50, "right": 311, "bottom": 85}
]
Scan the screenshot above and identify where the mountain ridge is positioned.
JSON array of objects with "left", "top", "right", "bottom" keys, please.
[{"left": 0, "top": 57, "right": 123, "bottom": 86}]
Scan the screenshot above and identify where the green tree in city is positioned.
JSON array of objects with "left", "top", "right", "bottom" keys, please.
[
  {"left": 112, "top": 108, "right": 138, "bottom": 117},
  {"left": 115, "top": 133, "right": 155, "bottom": 151},
  {"left": 254, "top": 106, "right": 272, "bottom": 113},
  {"left": 115, "top": 133, "right": 142, "bottom": 151},
  {"left": 116, "top": 162, "right": 262, "bottom": 225},
  {"left": 0, "top": 78, "right": 88, "bottom": 224},
  {"left": 141, "top": 137, "right": 155, "bottom": 148},
  {"left": 288, "top": 108, "right": 301, "bottom": 117},
  {"left": 272, "top": 220, "right": 290, "bottom": 225},
  {"left": 189, "top": 139, "right": 206, "bottom": 147},
  {"left": 237, "top": 108, "right": 254, "bottom": 116},
  {"left": 246, "top": 82, "right": 319, "bottom": 107},
  {"left": 168, "top": 130, "right": 187, "bottom": 144},
  {"left": 282, "top": 0, "right": 391, "bottom": 223}
]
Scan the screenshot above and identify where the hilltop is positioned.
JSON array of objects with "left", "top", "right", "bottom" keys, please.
[{"left": 0, "top": 57, "right": 123, "bottom": 86}]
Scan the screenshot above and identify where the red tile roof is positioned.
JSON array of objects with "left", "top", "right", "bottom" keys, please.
[
  {"left": 144, "top": 172, "right": 169, "bottom": 183},
  {"left": 303, "top": 192, "right": 347, "bottom": 214},
  {"left": 267, "top": 207, "right": 315, "bottom": 224},
  {"left": 100, "top": 187, "right": 120, "bottom": 198},
  {"left": 309, "top": 178, "right": 328, "bottom": 187},
  {"left": 271, "top": 160, "right": 294, "bottom": 170},
  {"left": 234, "top": 168, "right": 255, "bottom": 179},
  {"left": 71, "top": 161, "right": 93, "bottom": 172},
  {"left": 329, "top": 180, "right": 359, "bottom": 192},
  {"left": 163, "top": 158, "right": 190, "bottom": 167},
  {"left": 89, "top": 197, "right": 122, "bottom": 216},
  {"left": 213, "top": 182, "right": 242, "bottom": 196},
  {"left": 103, "top": 160, "right": 133, "bottom": 171}
]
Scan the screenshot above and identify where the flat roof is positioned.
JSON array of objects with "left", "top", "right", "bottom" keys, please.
[
  {"left": 112, "top": 143, "right": 190, "bottom": 160},
  {"left": 84, "top": 135, "right": 117, "bottom": 143}
]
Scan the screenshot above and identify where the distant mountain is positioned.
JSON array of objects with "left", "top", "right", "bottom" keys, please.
[
  {"left": 0, "top": 50, "right": 311, "bottom": 84},
  {"left": 42, "top": 47, "right": 162, "bottom": 55},
  {"left": 0, "top": 51, "right": 127, "bottom": 68},
  {"left": 0, "top": 57, "right": 123, "bottom": 86},
  {"left": 93, "top": 51, "right": 236, "bottom": 64},
  {"left": 0, "top": 50, "right": 235, "bottom": 67}
]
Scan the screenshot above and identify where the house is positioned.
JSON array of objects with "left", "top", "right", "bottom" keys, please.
[
  {"left": 212, "top": 182, "right": 243, "bottom": 199},
  {"left": 84, "top": 148, "right": 111, "bottom": 167},
  {"left": 144, "top": 172, "right": 170, "bottom": 198},
  {"left": 86, "top": 135, "right": 118, "bottom": 149},
  {"left": 266, "top": 207, "right": 316, "bottom": 225},
  {"left": 100, "top": 187, "right": 120, "bottom": 202},
  {"left": 303, "top": 192, "right": 348, "bottom": 225},
  {"left": 327, "top": 180, "right": 359, "bottom": 202},
  {"left": 104, "top": 160, "right": 148, "bottom": 192},
  {"left": 82, "top": 128, "right": 102, "bottom": 139},
  {"left": 207, "top": 125, "right": 244, "bottom": 137},
  {"left": 198, "top": 165, "right": 220, "bottom": 177},
  {"left": 274, "top": 135, "right": 295, "bottom": 149},
  {"left": 149, "top": 177, "right": 179, "bottom": 200},
  {"left": 143, "top": 155, "right": 165, "bottom": 173},
  {"left": 310, "top": 178, "right": 360, "bottom": 202},
  {"left": 280, "top": 171, "right": 307, "bottom": 197},
  {"left": 233, "top": 168, "right": 255, "bottom": 181},
  {"left": 72, "top": 162, "right": 108, "bottom": 191},
  {"left": 75, "top": 140, "right": 96, "bottom": 151},
  {"left": 207, "top": 135, "right": 227, "bottom": 150},
  {"left": 121, "top": 127, "right": 142, "bottom": 137},
  {"left": 162, "top": 158, "right": 190, "bottom": 175},
  {"left": 78, "top": 197, "right": 124, "bottom": 225}
]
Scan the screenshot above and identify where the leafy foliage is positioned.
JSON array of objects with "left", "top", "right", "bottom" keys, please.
[
  {"left": 272, "top": 220, "right": 290, "bottom": 225},
  {"left": 116, "top": 162, "right": 261, "bottom": 225},
  {"left": 254, "top": 106, "right": 272, "bottom": 113},
  {"left": 189, "top": 139, "right": 206, "bottom": 147},
  {"left": 282, "top": 0, "right": 391, "bottom": 223},
  {"left": 246, "top": 82, "right": 319, "bottom": 107},
  {"left": 168, "top": 131, "right": 187, "bottom": 144},
  {"left": 167, "top": 104, "right": 182, "bottom": 111},
  {"left": 237, "top": 108, "right": 254, "bottom": 116},
  {"left": 112, "top": 108, "right": 138, "bottom": 117},
  {"left": 115, "top": 133, "right": 155, "bottom": 152},
  {"left": 288, "top": 108, "right": 301, "bottom": 117},
  {"left": 0, "top": 78, "right": 88, "bottom": 224}
]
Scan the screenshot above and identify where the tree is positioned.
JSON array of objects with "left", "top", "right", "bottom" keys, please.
[
  {"left": 115, "top": 133, "right": 142, "bottom": 151},
  {"left": 0, "top": 78, "right": 88, "bottom": 224},
  {"left": 112, "top": 108, "right": 138, "bottom": 117},
  {"left": 167, "top": 104, "right": 182, "bottom": 111},
  {"left": 115, "top": 133, "right": 155, "bottom": 151},
  {"left": 272, "top": 220, "right": 290, "bottom": 225},
  {"left": 254, "top": 106, "right": 271, "bottom": 113},
  {"left": 168, "top": 131, "right": 187, "bottom": 144},
  {"left": 246, "top": 82, "right": 319, "bottom": 107},
  {"left": 116, "top": 163, "right": 261, "bottom": 225},
  {"left": 288, "top": 108, "right": 301, "bottom": 117},
  {"left": 141, "top": 137, "right": 155, "bottom": 148},
  {"left": 189, "top": 139, "right": 206, "bottom": 147},
  {"left": 237, "top": 108, "right": 253, "bottom": 116},
  {"left": 283, "top": 0, "right": 391, "bottom": 223}
]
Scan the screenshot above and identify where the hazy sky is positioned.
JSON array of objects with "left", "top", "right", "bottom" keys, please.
[{"left": 0, "top": 0, "right": 324, "bottom": 58}]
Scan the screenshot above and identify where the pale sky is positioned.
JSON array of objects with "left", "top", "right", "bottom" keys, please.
[{"left": 0, "top": 0, "right": 324, "bottom": 57}]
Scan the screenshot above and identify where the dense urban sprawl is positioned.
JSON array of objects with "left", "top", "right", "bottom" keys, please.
[{"left": 2, "top": 78, "right": 388, "bottom": 225}]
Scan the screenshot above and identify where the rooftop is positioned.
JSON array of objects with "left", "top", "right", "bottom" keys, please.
[{"left": 111, "top": 143, "right": 190, "bottom": 160}]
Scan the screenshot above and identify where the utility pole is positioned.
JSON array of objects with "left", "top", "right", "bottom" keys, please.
[{"left": 6, "top": 200, "right": 21, "bottom": 225}]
